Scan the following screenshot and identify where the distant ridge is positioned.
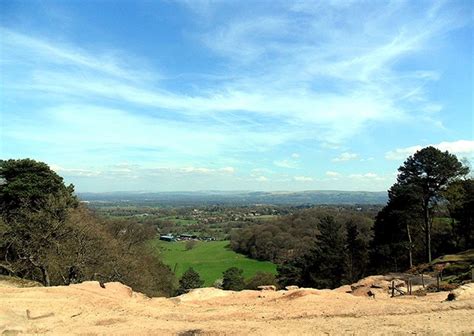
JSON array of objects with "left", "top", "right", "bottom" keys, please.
[{"left": 78, "top": 190, "right": 387, "bottom": 206}]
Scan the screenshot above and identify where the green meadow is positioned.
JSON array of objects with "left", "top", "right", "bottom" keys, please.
[{"left": 150, "top": 240, "right": 277, "bottom": 286}]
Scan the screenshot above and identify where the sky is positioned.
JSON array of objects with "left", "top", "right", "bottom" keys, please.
[{"left": 0, "top": 0, "right": 473, "bottom": 192}]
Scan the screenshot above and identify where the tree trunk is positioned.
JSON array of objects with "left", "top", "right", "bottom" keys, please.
[
  {"left": 406, "top": 222, "right": 413, "bottom": 268},
  {"left": 423, "top": 201, "right": 432, "bottom": 263},
  {"left": 40, "top": 266, "right": 50, "bottom": 286}
]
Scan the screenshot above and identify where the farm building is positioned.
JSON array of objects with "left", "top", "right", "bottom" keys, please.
[{"left": 159, "top": 234, "right": 175, "bottom": 242}]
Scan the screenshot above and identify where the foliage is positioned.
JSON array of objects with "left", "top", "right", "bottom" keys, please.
[
  {"left": 276, "top": 215, "right": 370, "bottom": 289},
  {"left": 176, "top": 267, "right": 204, "bottom": 295},
  {"left": 395, "top": 146, "right": 469, "bottom": 262},
  {"left": 371, "top": 148, "right": 470, "bottom": 274},
  {"left": 444, "top": 179, "right": 474, "bottom": 250},
  {"left": 230, "top": 207, "right": 375, "bottom": 263},
  {"left": 222, "top": 267, "right": 245, "bottom": 291},
  {"left": 276, "top": 256, "right": 308, "bottom": 287},
  {"left": 0, "top": 159, "right": 175, "bottom": 296},
  {"left": 0, "top": 159, "right": 77, "bottom": 219},
  {"left": 370, "top": 184, "right": 424, "bottom": 273},
  {"left": 344, "top": 217, "right": 372, "bottom": 283}
]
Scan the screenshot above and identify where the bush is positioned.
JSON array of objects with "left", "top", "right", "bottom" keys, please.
[
  {"left": 185, "top": 240, "right": 198, "bottom": 251},
  {"left": 222, "top": 267, "right": 245, "bottom": 291}
]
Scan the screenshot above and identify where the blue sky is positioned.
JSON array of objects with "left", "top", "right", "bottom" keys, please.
[{"left": 1, "top": 0, "right": 473, "bottom": 192}]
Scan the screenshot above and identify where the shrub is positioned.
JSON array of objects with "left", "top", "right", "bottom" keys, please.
[{"left": 222, "top": 267, "right": 245, "bottom": 291}]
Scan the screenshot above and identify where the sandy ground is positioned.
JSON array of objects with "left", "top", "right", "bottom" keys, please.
[{"left": 1, "top": 280, "right": 473, "bottom": 335}]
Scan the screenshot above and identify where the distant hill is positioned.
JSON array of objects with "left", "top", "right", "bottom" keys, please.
[{"left": 78, "top": 190, "right": 387, "bottom": 206}]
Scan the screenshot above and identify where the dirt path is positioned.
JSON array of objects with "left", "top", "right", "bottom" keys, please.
[{"left": 1, "top": 281, "right": 473, "bottom": 335}]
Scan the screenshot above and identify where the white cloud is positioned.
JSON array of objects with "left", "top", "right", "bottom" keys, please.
[
  {"left": 291, "top": 153, "right": 300, "bottom": 158},
  {"left": 273, "top": 159, "right": 298, "bottom": 169},
  {"left": 219, "top": 167, "right": 235, "bottom": 173},
  {"left": 181, "top": 167, "right": 212, "bottom": 174},
  {"left": 332, "top": 152, "right": 359, "bottom": 162},
  {"left": 326, "top": 171, "right": 340, "bottom": 177},
  {"left": 255, "top": 176, "right": 268, "bottom": 182},
  {"left": 293, "top": 176, "right": 314, "bottom": 182},
  {"left": 385, "top": 140, "right": 474, "bottom": 160}
]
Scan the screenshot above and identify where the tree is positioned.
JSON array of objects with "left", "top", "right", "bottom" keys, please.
[
  {"left": 276, "top": 256, "right": 307, "bottom": 287},
  {"left": 0, "top": 159, "right": 176, "bottom": 296},
  {"left": 396, "top": 147, "right": 469, "bottom": 262},
  {"left": 344, "top": 217, "right": 371, "bottom": 284},
  {"left": 0, "top": 159, "right": 78, "bottom": 285},
  {"left": 176, "top": 267, "right": 204, "bottom": 295},
  {"left": 222, "top": 267, "right": 245, "bottom": 291},
  {"left": 0, "top": 159, "right": 77, "bottom": 219},
  {"left": 445, "top": 179, "right": 474, "bottom": 250},
  {"left": 277, "top": 215, "right": 346, "bottom": 289},
  {"left": 309, "top": 215, "right": 346, "bottom": 288}
]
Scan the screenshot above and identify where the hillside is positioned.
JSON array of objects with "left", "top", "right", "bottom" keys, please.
[{"left": 1, "top": 279, "right": 473, "bottom": 335}]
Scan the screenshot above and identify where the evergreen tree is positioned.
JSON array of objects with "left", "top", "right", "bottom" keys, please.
[
  {"left": 176, "top": 267, "right": 204, "bottom": 295},
  {"left": 309, "top": 215, "right": 346, "bottom": 288},
  {"left": 344, "top": 219, "right": 370, "bottom": 284}
]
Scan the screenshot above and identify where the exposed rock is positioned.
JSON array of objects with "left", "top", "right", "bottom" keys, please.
[
  {"left": 258, "top": 285, "right": 276, "bottom": 291},
  {"left": 450, "top": 283, "right": 474, "bottom": 300}
]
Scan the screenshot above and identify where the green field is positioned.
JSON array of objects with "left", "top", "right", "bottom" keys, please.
[{"left": 150, "top": 240, "right": 277, "bottom": 286}]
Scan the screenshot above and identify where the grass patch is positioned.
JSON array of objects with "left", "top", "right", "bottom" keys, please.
[{"left": 150, "top": 240, "right": 277, "bottom": 286}]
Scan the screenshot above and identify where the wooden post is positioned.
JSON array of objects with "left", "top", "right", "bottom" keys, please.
[
  {"left": 421, "top": 273, "right": 425, "bottom": 288},
  {"left": 437, "top": 274, "right": 440, "bottom": 292},
  {"left": 391, "top": 280, "right": 395, "bottom": 297},
  {"left": 408, "top": 280, "right": 412, "bottom": 295}
]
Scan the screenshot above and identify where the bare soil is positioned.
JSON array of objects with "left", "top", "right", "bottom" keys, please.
[{"left": 1, "top": 280, "right": 473, "bottom": 335}]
